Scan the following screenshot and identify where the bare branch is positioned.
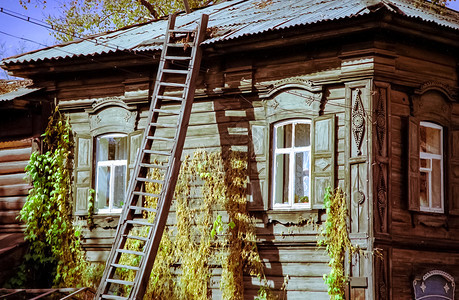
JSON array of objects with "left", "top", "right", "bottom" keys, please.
[{"left": 138, "top": 0, "right": 160, "bottom": 19}]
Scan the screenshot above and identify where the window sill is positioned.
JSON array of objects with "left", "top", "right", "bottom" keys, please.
[{"left": 266, "top": 209, "right": 322, "bottom": 225}]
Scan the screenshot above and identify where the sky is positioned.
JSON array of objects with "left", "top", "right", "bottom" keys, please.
[{"left": 0, "top": 0, "right": 459, "bottom": 79}]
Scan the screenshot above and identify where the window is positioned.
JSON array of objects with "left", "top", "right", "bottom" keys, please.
[
  {"left": 95, "top": 134, "right": 128, "bottom": 213},
  {"left": 419, "top": 122, "right": 444, "bottom": 212},
  {"left": 272, "top": 120, "right": 311, "bottom": 208}
]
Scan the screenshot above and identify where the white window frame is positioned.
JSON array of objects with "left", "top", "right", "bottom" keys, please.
[
  {"left": 272, "top": 119, "right": 311, "bottom": 209},
  {"left": 419, "top": 121, "right": 444, "bottom": 213},
  {"left": 95, "top": 133, "right": 127, "bottom": 214}
]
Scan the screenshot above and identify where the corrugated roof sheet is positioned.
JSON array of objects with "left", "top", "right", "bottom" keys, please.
[
  {"left": 2, "top": 0, "right": 459, "bottom": 65},
  {"left": 0, "top": 87, "right": 41, "bottom": 102}
]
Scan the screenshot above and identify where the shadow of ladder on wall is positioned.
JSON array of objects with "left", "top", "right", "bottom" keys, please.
[{"left": 95, "top": 13, "right": 209, "bottom": 300}]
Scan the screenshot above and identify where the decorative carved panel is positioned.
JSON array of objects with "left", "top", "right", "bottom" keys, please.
[
  {"left": 374, "top": 84, "right": 389, "bottom": 234},
  {"left": 413, "top": 270, "right": 455, "bottom": 300},
  {"left": 375, "top": 248, "right": 389, "bottom": 300},
  {"left": 352, "top": 88, "right": 365, "bottom": 155}
]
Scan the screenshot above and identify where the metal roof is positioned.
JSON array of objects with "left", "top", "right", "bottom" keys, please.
[
  {"left": 2, "top": 0, "right": 459, "bottom": 65},
  {"left": 0, "top": 87, "right": 41, "bottom": 102}
]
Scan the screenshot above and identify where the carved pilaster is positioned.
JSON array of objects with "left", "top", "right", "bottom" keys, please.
[{"left": 374, "top": 83, "right": 390, "bottom": 235}]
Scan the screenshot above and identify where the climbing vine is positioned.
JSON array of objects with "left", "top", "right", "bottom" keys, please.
[
  {"left": 115, "top": 150, "right": 271, "bottom": 299},
  {"left": 318, "top": 188, "right": 358, "bottom": 300},
  {"left": 10, "top": 107, "right": 101, "bottom": 288}
]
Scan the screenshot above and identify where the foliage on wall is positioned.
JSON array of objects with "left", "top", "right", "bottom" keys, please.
[
  {"left": 318, "top": 188, "right": 358, "bottom": 300},
  {"left": 7, "top": 108, "right": 102, "bottom": 288},
  {"left": 115, "top": 150, "right": 272, "bottom": 299}
]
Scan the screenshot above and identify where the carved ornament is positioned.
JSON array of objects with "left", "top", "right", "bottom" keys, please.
[
  {"left": 415, "top": 81, "right": 457, "bottom": 102},
  {"left": 377, "top": 164, "right": 387, "bottom": 232},
  {"left": 375, "top": 87, "right": 386, "bottom": 156},
  {"left": 258, "top": 77, "right": 323, "bottom": 99},
  {"left": 352, "top": 88, "right": 365, "bottom": 155}
]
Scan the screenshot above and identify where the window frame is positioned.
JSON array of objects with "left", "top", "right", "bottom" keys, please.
[
  {"left": 419, "top": 121, "right": 444, "bottom": 213},
  {"left": 95, "top": 133, "right": 128, "bottom": 214},
  {"left": 271, "top": 119, "right": 312, "bottom": 210}
]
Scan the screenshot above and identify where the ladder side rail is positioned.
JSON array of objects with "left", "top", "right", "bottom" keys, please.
[
  {"left": 171, "top": 14, "right": 209, "bottom": 163},
  {"left": 95, "top": 14, "right": 177, "bottom": 299},
  {"left": 129, "top": 157, "right": 181, "bottom": 300},
  {"left": 129, "top": 13, "right": 209, "bottom": 300}
]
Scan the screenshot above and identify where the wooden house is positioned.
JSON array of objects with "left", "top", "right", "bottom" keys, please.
[
  {"left": 2, "top": 0, "right": 459, "bottom": 298},
  {"left": 0, "top": 84, "right": 50, "bottom": 286}
]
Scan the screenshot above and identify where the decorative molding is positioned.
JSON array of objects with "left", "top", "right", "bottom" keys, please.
[
  {"left": 258, "top": 77, "right": 323, "bottom": 99},
  {"left": 352, "top": 88, "right": 365, "bottom": 155},
  {"left": 85, "top": 96, "right": 137, "bottom": 136},
  {"left": 415, "top": 81, "right": 457, "bottom": 102},
  {"left": 87, "top": 96, "right": 131, "bottom": 113}
]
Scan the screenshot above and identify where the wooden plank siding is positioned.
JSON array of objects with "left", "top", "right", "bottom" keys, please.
[{"left": 0, "top": 139, "right": 32, "bottom": 226}]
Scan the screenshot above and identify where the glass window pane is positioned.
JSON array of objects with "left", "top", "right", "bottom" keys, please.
[
  {"left": 275, "top": 154, "right": 289, "bottom": 204},
  {"left": 420, "top": 171, "right": 429, "bottom": 209},
  {"left": 97, "top": 138, "right": 109, "bottom": 161},
  {"left": 108, "top": 136, "right": 127, "bottom": 160},
  {"left": 294, "top": 151, "right": 310, "bottom": 204},
  {"left": 276, "top": 124, "right": 292, "bottom": 149},
  {"left": 97, "top": 135, "right": 127, "bottom": 161},
  {"left": 431, "top": 159, "right": 442, "bottom": 209},
  {"left": 113, "top": 165, "right": 127, "bottom": 209},
  {"left": 295, "top": 123, "right": 310, "bottom": 147},
  {"left": 96, "top": 166, "right": 110, "bottom": 210},
  {"left": 420, "top": 125, "right": 441, "bottom": 155}
]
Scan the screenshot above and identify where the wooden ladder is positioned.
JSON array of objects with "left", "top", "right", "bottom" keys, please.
[{"left": 95, "top": 13, "right": 208, "bottom": 300}]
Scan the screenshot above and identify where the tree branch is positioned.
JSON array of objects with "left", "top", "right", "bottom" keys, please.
[{"left": 138, "top": 0, "right": 160, "bottom": 19}]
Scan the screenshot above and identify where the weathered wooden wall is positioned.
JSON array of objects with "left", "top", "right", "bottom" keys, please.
[
  {"left": 0, "top": 139, "right": 33, "bottom": 228},
  {"left": 372, "top": 37, "right": 459, "bottom": 299}
]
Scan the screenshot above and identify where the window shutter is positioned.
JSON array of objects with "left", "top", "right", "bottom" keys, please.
[
  {"left": 449, "top": 130, "right": 459, "bottom": 215},
  {"left": 311, "top": 114, "right": 335, "bottom": 209},
  {"left": 74, "top": 134, "right": 93, "bottom": 215},
  {"left": 128, "top": 130, "right": 144, "bottom": 183},
  {"left": 408, "top": 117, "right": 420, "bottom": 211}
]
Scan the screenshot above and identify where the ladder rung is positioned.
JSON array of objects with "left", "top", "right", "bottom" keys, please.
[
  {"left": 167, "top": 42, "right": 194, "bottom": 48},
  {"left": 124, "top": 234, "right": 149, "bottom": 242},
  {"left": 111, "top": 263, "right": 140, "bottom": 271},
  {"left": 106, "top": 279, "right": 134, "bottom": 286},
  {"left": 169, "top": 29, "right": 195, "bottom": 33},
  {"left": 126, "top": 219, "right": 155, "bottom": 226},
  {"left": 146, "top": 136, "right": 175, "bottom": 142},
  {"left": 162, "top": 69, "right": 189, "bottom": 74},
  {"left": 133, "top": 191, "right": 161, "bottom": 198},
  {"left": 150, "top": 122, "right": 177, "bottom": 128},
  {"left": 164, "top": 55, "right": 192, "bottom": 61},
  {"left": 117, "top": 249, "right": 145, "bottom": 256},
  {"left": 130, "top": 205, "right": 157, "bottom": 214},
  {"left": 160, "top": 82, "right": 187, "bottom": 88},
  {"left": 143, "top": 149, "right": 171, "bottom": 156},
  {"left": 156, "top": 95, "right": 183, "bottom": 102},
  {"left": 139, "top": 162, "right": 169, "bottom": 169},
  {"left": 137, "top": 177, "right": 164, "bottom": 184},
  {"left": 101, "top": 295, "right": 127, "bottom": 300}
]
